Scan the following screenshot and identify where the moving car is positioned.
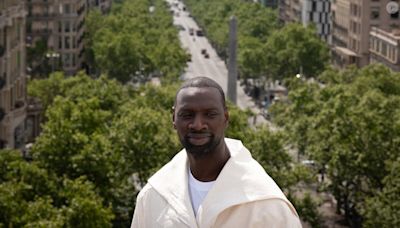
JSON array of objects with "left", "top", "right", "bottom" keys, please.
[
  {"left": 201, "top": 49, "right": 209, "bottom": 58},
  {"left": 196, "top": 29, "right": 204, "bottom": 36}
]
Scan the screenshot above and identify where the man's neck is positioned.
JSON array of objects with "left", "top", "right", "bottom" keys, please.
[{"left": 188, "top": 143, "right": 230, "bottom": 182}]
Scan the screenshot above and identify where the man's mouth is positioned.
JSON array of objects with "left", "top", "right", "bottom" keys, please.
[{"left": 186, "top": 133, "right": 211, "bottom": 145}]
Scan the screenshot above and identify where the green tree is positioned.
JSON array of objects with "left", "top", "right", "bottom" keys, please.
[
  {"left": 184, "top": 0, "right": 279, "bottom": 79},
  {"left": 270, "top": 64, "right": 400, "bottom": 226},
  {"left": 362, "top": 158, "right": 400, "bottom": 227},
  {"left": 264, "top": 23, "right": 330, "bottom": 80},
  {"left": 0, "top": 150, "right": 114, "bottom": 228},
  {"left": 87, "top": 0, "right": 187, "bottom": 83}
]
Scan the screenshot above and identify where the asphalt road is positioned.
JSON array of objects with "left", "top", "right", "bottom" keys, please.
[{"left": 167, "top": 0, "right": 261, "bottom": 114}]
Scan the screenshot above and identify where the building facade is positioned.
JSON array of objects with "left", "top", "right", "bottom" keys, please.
[
  {"left": 0, "top": 0, "right": 27, "bottom": 149},
  {"left": 87, "top": 0, "right": 112, "bottom": 13},
  {"left": 278, "top": 0, "right": 331, "bottom": 42},
  {"left": 370, "top": 27, "right": 400, "bottom": 71},
  {"left": 331, "top": 0, "right": 400, "bottom": 68},
  {"left": 26, "top": 0, "right": 87, "bottom": 76}
]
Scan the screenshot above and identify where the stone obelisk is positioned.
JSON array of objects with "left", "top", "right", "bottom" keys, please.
[{"left": 227, "top": 16, "right": 237, "bottom": 104}]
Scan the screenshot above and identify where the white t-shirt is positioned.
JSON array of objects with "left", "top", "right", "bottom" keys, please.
[{"left": 188, "top": 169, "right": 215, "bottom": 216}]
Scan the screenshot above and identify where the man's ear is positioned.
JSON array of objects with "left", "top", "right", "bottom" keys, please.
[{"left": 224, "top": 108, "right": 229, "bottom": 127}]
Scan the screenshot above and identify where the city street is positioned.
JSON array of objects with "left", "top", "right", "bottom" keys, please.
[{"left": 167, "top": 0, "right": 263, "bottom": 117}]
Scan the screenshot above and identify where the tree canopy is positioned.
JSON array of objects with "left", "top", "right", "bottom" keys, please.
[
  {"left": 183, "top": 0, "right": 329, "bottom": 81},
  {"left": 13, "top": 68, "right": 317, "bottom": 226},
  {"left": 86, "top": 0, "right": 188, "bottom": 83},
  {"left": 270, "top": 64, "right": 400, "bottom": 226}
]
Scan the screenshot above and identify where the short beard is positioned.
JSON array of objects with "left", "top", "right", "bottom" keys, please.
[{"left": 181, "top": 134, "right": 222, "bottom": 159}]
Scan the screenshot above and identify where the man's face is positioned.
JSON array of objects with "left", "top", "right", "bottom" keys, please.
[{"left": 173, "top": 87, "right": 229, "bottom": 158}]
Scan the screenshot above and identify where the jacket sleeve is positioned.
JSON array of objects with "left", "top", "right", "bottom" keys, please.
[
  {"left": 257, "top": 198, "right": 302, "bottom": 228},
  {"left": 130, "top": 190, "right": 146, "bottom": 228},
  {"left": 213, "top": 198, "right": 303, "bottom": 228}
]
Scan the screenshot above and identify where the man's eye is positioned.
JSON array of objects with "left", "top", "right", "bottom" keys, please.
[
  {"left": 179, "top": 113, "right": 193, "bottom": 119},
  {"left": 207, "top": 112, "right": 218, "bottom": 118}
]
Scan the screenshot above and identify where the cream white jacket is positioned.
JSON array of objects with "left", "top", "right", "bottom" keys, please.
[{"left": 131, "top": 138, "right": 302, "bottom": 228}]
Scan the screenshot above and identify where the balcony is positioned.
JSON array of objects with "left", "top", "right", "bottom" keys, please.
[
  {"left": 26, "top": 0, "right": 55, "bottom": 5},
  {"left": 28, "top": 13, "right": 57, "bottom": 20},
  {"left": 11, "top": 100, "right": 27, "bottom": 124},
  {"left": 29, "top": 28, "right": 53, "bottom": 36}
]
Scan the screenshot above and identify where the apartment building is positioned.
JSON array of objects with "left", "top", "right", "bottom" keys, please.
[
  {"left": 27, "top": 0, "right": 86, "bottom": 76},
  {"left": 0, "top": 0, "right": 27, "bottom": 149},
  {"left": 278, "top": 0, "right": 331, "bottom": 41},
  {"left": 87, "top": 0, "right": 112, "bottom": 13},
  {"left": 370, "top": 27, "right": 400, "bottom": 71},
  {"left": 331, "top": 0, "right": 400, "bottom": 68}
]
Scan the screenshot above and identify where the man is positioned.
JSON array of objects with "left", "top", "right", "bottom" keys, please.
[{"left": 131, "top": 77, "right": 302, "bottom": 227}]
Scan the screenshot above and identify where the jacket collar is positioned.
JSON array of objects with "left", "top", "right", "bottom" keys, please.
[
  {"left": 148, "top": 138, "right": 293, "bottom": 227},
  {"left": 197, "top": 138, "right": 293, "bottom": 227},
  {"left": 148, "top": 148, "right": 197, "bottom": 227}
]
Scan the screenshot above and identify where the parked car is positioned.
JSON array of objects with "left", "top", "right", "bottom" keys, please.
[{"left": 201, "top": 49, "right": 207, "bottom": 55}]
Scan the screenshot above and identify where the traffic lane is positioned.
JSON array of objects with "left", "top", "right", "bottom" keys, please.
[{"left": 168, "top": 0, "right": 258, "bottom": 111}]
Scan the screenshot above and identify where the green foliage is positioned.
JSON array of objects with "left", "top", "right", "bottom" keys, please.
[
  {"left": 290, "top": 192, "right": 322, "bottom": 228},
  {"left": 111, "top": 104, "right": 180, "bottom": 184},
  {"left": 0, "top": 150, "right": 114, "bottom": 228},
  {"left": 271, "top": 64, "right": 400, "bottom": 226},
  {"left": 264, "top": 23, "right": 330, "bottom": 80},
  {"left": 25, "top": 71, "right": 316, "bottom": 226},
  {"left": 183, "top": 0, "right": 328, "bottom": 81},
  {"left": 86, "top": 0, "right": 187, "bottom": 83},
  {"left": 184, "top": 0, "right": 279, "bottom": 78},
  {"left": 244, "top": 127, "right": 293, "bottom": 188},
  {"left": 362, "top": 158, "right": 400, "bottom": 227},
  {"left": 27, "top": 38, "right": 51, "bottom": 78},
  {"left": 61, "top": 177, "right": 114, "bottom": 228}
]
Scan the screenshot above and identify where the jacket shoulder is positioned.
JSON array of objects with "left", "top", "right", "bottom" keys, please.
[{"left": 214, "top": 198, "right": 302, "bottom": 227}]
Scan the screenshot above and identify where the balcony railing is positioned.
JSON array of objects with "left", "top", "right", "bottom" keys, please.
[
  {"left": 26, "top": 0, "right": 55, "bottom": 4},
  {"left": 29, "top": 28, "right": 52, "bottom": 36},
  {"left": 28, "top": 13, "right": 57, "bottom": 19}
]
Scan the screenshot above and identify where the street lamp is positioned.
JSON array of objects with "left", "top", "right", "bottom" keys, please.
[
  {"left": 45, "top": 52, "right": 60, "bottom": 73},
  {"left": 149, "top": 6, "right": 155, "bottom": 13}
]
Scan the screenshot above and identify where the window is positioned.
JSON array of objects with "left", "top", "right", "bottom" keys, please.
[
  {"left": 389, "top": 47, "right": 394, "bottom": 61},
  {"left": 64, "top": 21, "right": 70, "bottom": 32},
  {"left": 17, "top": 51, "right": 20, "bottom": 69},
  {"left": 391, "top": 11, "right": 399, "bottom": 19},
  {"left": 63, "top": 53, "right": 71, "bottom": 67},
  {"left": 59, "top": 37, "right": 62, "bottom": 49},
  {"left": 371, "top": 7, "right": 380, "bottom": 19},
  {"left": 64, "top": 4, "right": 71, "bottom": 14},
  {"left": 65, "top": 37, "right": 70, "bottom": 49},
  {"left": 382, "top": 43, "right": 387, "bottom": 56},
  {"left": 351, "top": 21, "right": 358, "bottom": 33}
]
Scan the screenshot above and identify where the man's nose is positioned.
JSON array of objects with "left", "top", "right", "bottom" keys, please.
[{"left": 189, "top": 115, "right": 207, "bottom": 130}]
